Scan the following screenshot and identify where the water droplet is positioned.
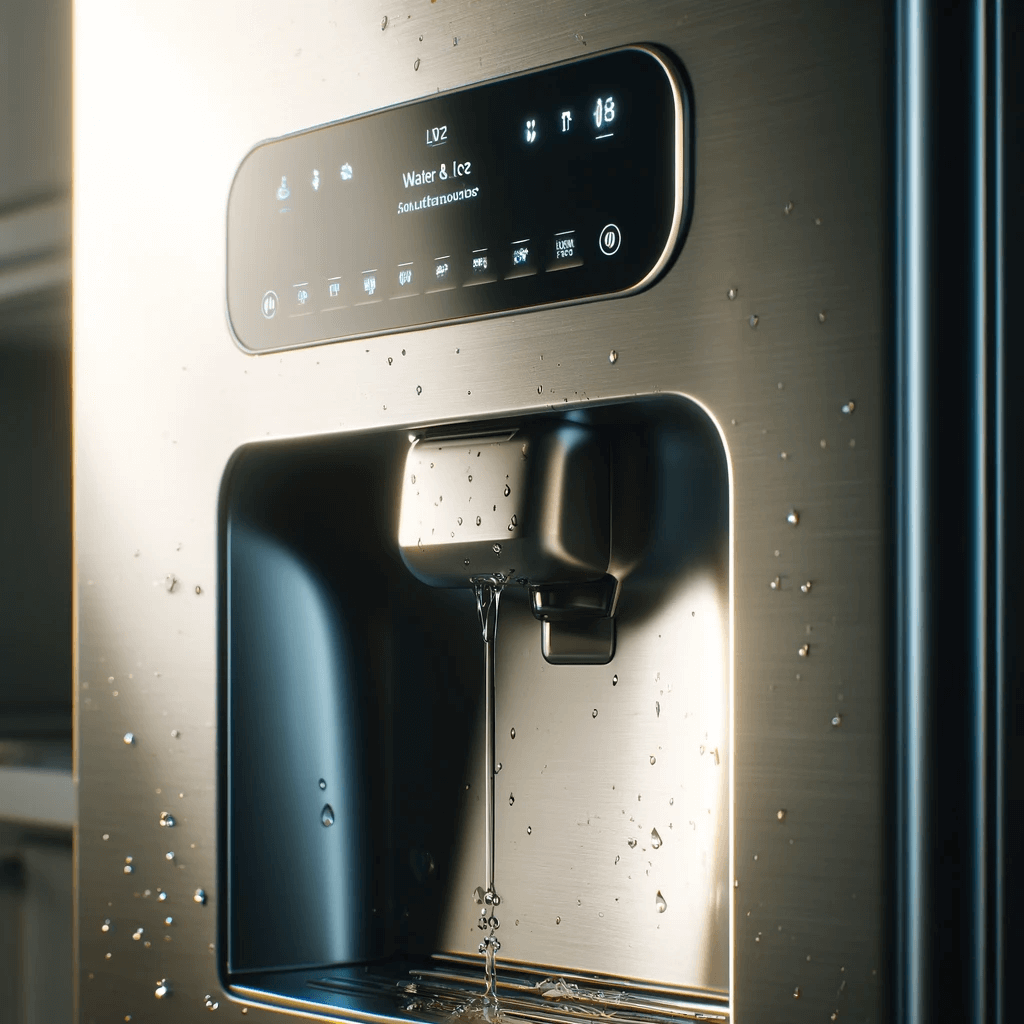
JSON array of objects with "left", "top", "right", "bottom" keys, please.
[
  {"left": 555, "top": 916, "right": 561, "bottom": 925},
  {"left": 318, "top": 778, "right": 327, "bottom": 790},
  {"left": 727, "top": 287, "right": 738, "bottom": 300},
  {"left": 321, "top": 804, "right": 335, "bottom": 827},
  {"left": 413, "top": 58, "right": 420, "bottom": 70},
  {"left": 123, "top": 732, "right": 135, "bottom": 745},
  {"left": 818, "top": 310, "right": 827, "bottom": 324},
  {"left": 165, "top": 574, "right": 178, "bottom": 593},
  {"left": 770, "top": 576, "right": 781, "bottom": 590},
  {"left": 592, "top": 708, "right": 598, "bottom": 718},
  {"left": 784, "top": 201, "right": 794, "bottom": 215},
  {"left": 154, "top": 980, "right": 170, "bottom": 999},
  {"left": 101, "top": 919, "right": 111, "bottom": 932},
  {"left": 627, "top": 838, "right": 637, "bottom": 849},
  {"left": 473, "top": 885, "right": 486, "bottom": 905},
  {"left": 699, "top": 744, "right": 705, "bottom": 754},
  {"left": 193, "top": 888, "right": 206, "bottom": 905},
  {"left": 649, "top": 755, "right": 656, "bottom": 764},
  {"left": 416, "top": 385, "right": 422, "bottom": 395},
  {"left": 787, "top": 510, "right": 800, "bottom": 526},
  {"left": 527, "top": 826, "right": 532, "bottom": 835},
  {"left": 669, "top": 797, "right": 674, "bottom": 805},
  {"left": 842, "top": 400, "right": 856, "bottom": 415},
  {"left": 164, "top": 916, "right": 173, "bottom": 926},
  {"left": 849, "top": 437, "right": 857, "bottom": 448},
  {"left": 793, "top": 987, "right": 801, "bottom": 999},
  {"left": 820, "top": 438, "right": 828, "bottom": 448},
  {"left": 608, "top": 349, "right": 618, "bottom": 364},
  {"left": 509, "top": 514, "right": 517, "bottom": 527},
  {"left": 205, "top": 994, "right": 219, "bottom": 1010},
  {"left": 832, "top": 713, "right": 843, "bottom": 727},
  {"left": 650, "top": 828, "right": 663, "bottom": 849},
  {"left": 510, "top": 727, "right": 516, "bottom": 739},
  {"left": 123, "top": 865, "right": 133, "bottom": 874},
  {"left": 777, "top": 809, "right": 787, "bottom": 821},
  {"left": 612, "top": 674, "right": 618, "bottom": 685},
  {"left": 159, "top": 812, "right": 175, "bottom": 828},
  {"left": 749, "top": 314, "right": 759, "bottom": 328},
  {"left": 495, "top": 762, "right": 502, "bottom": 774},
  {"left": 655, "top": 700, "right": 660, "bottom": 717},
  {"left": 132, "top": 927, "right": 143, "bottom": 941},
  {"left": 508, "top": 793, "right": 514, "bottom": 806},
  {"left": 798, "top": 643, "right": 810, "bottom": 657},
  {"left": 492, "top": 543, "right": 502, "bottom": 553},
  {"left": 800, "top": 580, "right": 812, "bottom": 593},
  {"left": 381, "top": 15, "right": 388, "bottom": 30},
  {"left": 655, "top": 891, "right": 667, "bottom": 913},
  {"left": 503, "top": 484, "right": 511, "bottom": 497}
]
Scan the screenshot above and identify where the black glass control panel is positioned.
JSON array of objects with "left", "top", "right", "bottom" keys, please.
[{"left": 226, "top": 46, "right": 687, "bottom": 353}]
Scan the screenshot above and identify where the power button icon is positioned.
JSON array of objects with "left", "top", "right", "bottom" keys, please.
[
  {"left": 598, "top": 223, "right": 621, "bottom": 256},
  {"left": 261, "top": 290, "right": 278, "bottom": 319}
]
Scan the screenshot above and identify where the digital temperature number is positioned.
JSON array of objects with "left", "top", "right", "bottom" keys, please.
[
  {"left": 426, "top": 125, "right": 448, "bottom": 147},
  {"left": 593, "top": 97, "right": 616, "bottom": 129}
]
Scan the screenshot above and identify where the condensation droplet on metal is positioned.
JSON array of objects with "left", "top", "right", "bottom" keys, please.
[
  {"left": 154, "top": 980, "right": 170, "bottom": 999},
  {"left": 526, "top": 826, "right": 532, "bottom": 835},
  {"left": 627, "top": 837, "right": 637, "bottom": 849},
  {"left": 651, "top": 828, "right": 663, "bottom": 849},
  {"left": 787, "top": 510, "right": 800, "bottom": 526},
  {"left": 123, "top": 733, "right": 135, "bottom": 746},
  {"left": 193, "top": 888, "right": 207, "bottom": 905},
  {"left": 413, "top": 58, "right": 421, "bottom": 71},
  {"left": 655, "top": 891, "right": 667, "bottom": 913},
  {"left": 727, "top": 287, "right": 737, "bottom": 300},
  {"left": 510, "top": 727, "right": 516, "bottom": 739},
  {"left": 820, "top": 438, "right": 828, "bottom": 448},
  {"left": 749, "top": 314, "right": 759, "bottom": 328},
  {"left": 770, "top": 576, "right": 781, "bottom": 590},
  {"left": 321, "top": 804, "right": 335, "bottom": 827},
  {"left": 159, "top": 812, "right": 175, "bottom": 828},
  {"left": 818, "top": 311, "right": 827, "bottom": 323},
  {"left": 503, "top": 484, "right": 511, "bottom": 497},
  {"left": 801, "top": 580, "right": 813, "bottom": 593},
  {"left": 783, "top": 200, "right": 794, "bottom": 215},
  {"left": 132, "top": 927, "right": 143, "bottom": 941},
  {"left": 798, "top": 643, "right": 810, "bottom": 657},
  {"left": 777, "top": 809, "right": 787, "bottom": 821},
  {"left": 415, "top": 385, "right": 422, "bottom": 395},
  {"left": 381, "top": 15, "right": 388, "bottom": 30},
  {"left": 508, "top": 793, "right": 515, "bottom": 806},
  {"left": 780, "top": 451, "right": 788, "bottom": 460},
  {"left": 492, "top": 543, "right": 502, "bottom": 554},
  {"left": 164, "top": 916, "right": 173, "bottom": 926},
  {"left": 608, "top": 349, "right": 618, "bottom": 364},
  {"left": 592, "top": 708, "right": 598, "bottom": 718},
  {"left": 793, "top": 987, "right": 801, "bottom": 999},
  {"left": 318, "top": 778, "right": 326, "bottom": 790},
  {"left": 649, "top": 755, "right": 656, "bottom": 764},
  {"left": 101, "top": 919, "right": 111, "bottom": 933},
  {"left": 165, "top": 575, "right": 178, "bottom": 593},
  {"left": 832, "top": 714, "right": 843, "bottom": 727},
  {"left": 842, "top": 400, "right": 856, "bottom": 414}
]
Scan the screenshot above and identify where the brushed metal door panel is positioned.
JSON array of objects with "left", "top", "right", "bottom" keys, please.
[{"left": 74, "top": 1, "right": 887, "bottom": 1022}]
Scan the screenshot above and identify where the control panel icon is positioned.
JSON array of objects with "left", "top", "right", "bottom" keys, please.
[
  {"left": 340, "top": 163, "right": 353, "bottom": 181},
  {"left": 327, "top": 279, "right": 341, "bottom": 299},
  {"left": 598, "top": 223, "right": 621, "bottom": 256},
  {"left": 363, "top": 274, "right": 377, "bottom": 296},
  {"left": 311, "top": 168, "right": 320, "bottom": 191},
  {"left": 524, "top": 119, "right": 537, "bottom": 144},
  {"left": 276, "top": 177, "right": 290, "bottom": 200},
  {"left": 399, "top": 267, "right": 413, "bottom": 287},
  {"left": 294, "top": 286, "right": 309, "bottom": 306},
  {"left": 560, "top": 110, "right": 573, "bottom": 132},
  {"left": 261, "top": 290, "right": 278, "bottom": 319}
]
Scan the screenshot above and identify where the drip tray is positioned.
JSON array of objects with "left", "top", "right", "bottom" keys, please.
[{"left": 233, "top": 957, "right": 729, "bottom": 1023}]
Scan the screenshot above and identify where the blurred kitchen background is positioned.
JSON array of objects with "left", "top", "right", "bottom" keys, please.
[{"left": 0, "top": 0, "right": 74, "bottom": 1021}]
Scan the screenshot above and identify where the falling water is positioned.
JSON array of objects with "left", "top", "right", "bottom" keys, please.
[{"left": 471, "top": 573, "right": 513, "bottom": 1018}]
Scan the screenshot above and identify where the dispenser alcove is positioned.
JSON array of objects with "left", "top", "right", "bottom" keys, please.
[{"left": 220, "top": 394, "right": 730, "bottom": 1020}]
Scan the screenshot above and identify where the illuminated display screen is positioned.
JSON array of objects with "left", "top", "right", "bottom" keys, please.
[{"left": 226, "top": 46, "right": 688, "bottom": 353}]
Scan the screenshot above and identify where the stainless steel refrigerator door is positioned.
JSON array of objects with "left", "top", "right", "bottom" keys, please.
[{"left": 74, "top": 2, "right": 888, "bottom": 1022}]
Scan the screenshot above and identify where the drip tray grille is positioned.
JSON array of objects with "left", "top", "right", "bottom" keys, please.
[{"left": 233, "top": 956, "right": 728, "bottom": 1024}]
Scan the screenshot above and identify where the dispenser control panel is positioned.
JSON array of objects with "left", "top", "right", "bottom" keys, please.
[{"left": 226, "top": 46, "right": 688, "bottom": 353}]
